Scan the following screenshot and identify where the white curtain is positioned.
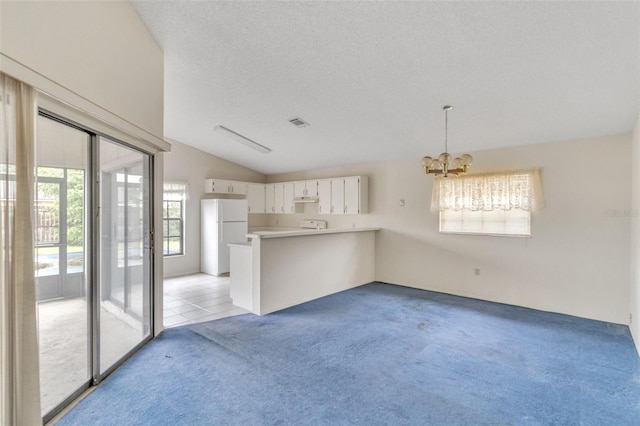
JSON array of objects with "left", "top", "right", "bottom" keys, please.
[
  {"left": 163, "top": 181, "right": 188, "bottom": 201},
  {"left": 431, "top": 168, "right": 545, "bottom": 212},
  {"left": 0, "top": 73, "right": 42, "bottom": 425}
]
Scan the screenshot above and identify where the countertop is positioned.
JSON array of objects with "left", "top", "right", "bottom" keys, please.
[{"left": 247, "top": 227, "right": 381, "bottom": 239}]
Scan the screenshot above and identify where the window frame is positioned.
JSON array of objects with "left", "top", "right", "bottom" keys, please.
[
  {"left": 162, "top": 184, "right": 186, "bottom": 257},
  {"left": 439, "top": 207, "right": 531, "bottom": 237}
]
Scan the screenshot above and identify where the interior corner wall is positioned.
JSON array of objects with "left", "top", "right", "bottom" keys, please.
[
  {"left": 163, "top": 140, "right": 267, "bottom": 278},
  {"left": 0, "top": 1, "right": 163, "bottom": 139},
  {"left": 268, "top": 133, "right": 632, "bottom": 325},
  {"left": 630, "top": 114, "right": 640, "bottom": 356}
]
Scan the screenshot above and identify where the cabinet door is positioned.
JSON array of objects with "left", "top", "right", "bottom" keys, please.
[
  {"left": 283, "top": 182, "right": 295, "bottom": 214},
  {"left": 205, "top": 178, "right": 231, "bottom": 194},
  {"left": 344, "top": 177, "right": 360, "bottom": 214},
  {"left": 317, "top": 180, "right": 331, "bottom": 215},
  {"left": 330, "top": 179, "right": 345, "bottom": 214},
  {"left": 247, "top": 184, "right": 265, "bottom": 214},
  {"left": 265, "top": 184, "right": 275, "bottom": 214},
  {"left": 294, "top": 181, "right": 306, "bottom": 198},
  {"left": 274, "top": 184, "right": 284, "bottom": 213},
  {"left": 305, "top": 180, "right": 318, "bottom": 197},
  {"left": 229, "top": 181, "right": 247, "bottom": 195}
]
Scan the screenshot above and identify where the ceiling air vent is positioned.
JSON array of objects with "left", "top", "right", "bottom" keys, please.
[{"left": 289, "top": 117, "right": 310, "bottom": 128}]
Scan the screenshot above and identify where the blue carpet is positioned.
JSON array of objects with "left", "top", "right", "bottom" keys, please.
[{"left": 57, "top": 283, "right": 640, "bottom": 425}]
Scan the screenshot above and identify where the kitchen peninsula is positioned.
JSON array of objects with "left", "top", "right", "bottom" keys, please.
[{"left": 229, "top": 227, "right": 380, "bottom": 315}]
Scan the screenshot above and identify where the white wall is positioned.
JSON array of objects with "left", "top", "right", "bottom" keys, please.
[
  {"left": 630, "top": 115, "right": 640, "bottom": 355},
  {"left": 163, "top": 140, "right": 267, "bottom": 278},
  {"left": 0, "top": 0, "right": 163, "bottom": 139},
  {"left": 1, "top": 0, "right": 167, "bottom": 334},
  {"left": 268, "top": 134, "right": 632, "bottom": 325}
]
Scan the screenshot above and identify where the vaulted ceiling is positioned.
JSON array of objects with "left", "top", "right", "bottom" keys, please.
[{"left": 132, "top": 1, "right": 639, "bottom": 175}]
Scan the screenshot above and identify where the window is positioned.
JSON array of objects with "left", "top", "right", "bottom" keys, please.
[
  {"left": 432, "top": 169, "right": 543, "bottom": 237},
  {"left": 163, "top": 182, "right": 186, "bottom": 256},
  {"left": 440, "top": 208, "right": 531, "bottom": 236}
]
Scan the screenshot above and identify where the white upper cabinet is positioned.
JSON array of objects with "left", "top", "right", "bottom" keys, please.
[
  {"left": 330, "top": 178, "right": 345, "bottom": 214},
  {"left": 327, "top": 176, "right": 368, "bottom": 215},
  {"left": 205, "top": 178, "right": 231, "bottom": 194},
  {"left": 205, "top": 179, "right": 247, "bottom": 195},
  {"left": 317, "top": 180, "right": 331, "bottom": 215},
  {"left": 274, "top": 183, "right": 285, "bottom": 214},
  {"left": 265, "top": 184, "right": 275, "bottom": 214},
  {"left": 283, "top": 182, "right": 295, "bottom": 214},
  {"left": 204, "top": 176, "right": 367, "bottom": 215},
  {"left": 294, "top": 181, "right": 306, "bottom": 198},
  {"left": 294, "top": 180, "right": 318, "bottom": 198},
  {"left": 228, "top": 181, "right": 247, "bottom": 195},
  {"left": 247, "top": 184, "right": 266, "bottom": 214},
  {"left": 344, "top": 176, "right": 368, "bottom": 214}
]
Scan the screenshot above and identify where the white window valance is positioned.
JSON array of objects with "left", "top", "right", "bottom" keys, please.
[
  {"left": 431, "top": 168, "right": 544, "bottom": 212},
  {"left": 163, "top": 181, "right": 188, "bottom": 201}
]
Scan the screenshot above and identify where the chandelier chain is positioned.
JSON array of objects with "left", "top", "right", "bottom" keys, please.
[{"left": 444, "top": 108, "right": 448, "bottom": 153}]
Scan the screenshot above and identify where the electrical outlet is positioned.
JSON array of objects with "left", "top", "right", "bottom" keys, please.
[
  {"left": 474, "top": 268, "right": 480, "bottom": 276},
  {"left": 400, "top": 199, "right": 405, "bottom": 207}
]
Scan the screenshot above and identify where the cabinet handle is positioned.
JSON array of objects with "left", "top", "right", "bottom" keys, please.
[{"left": 344, "top": 206, "right": 347, "bottom": 214}]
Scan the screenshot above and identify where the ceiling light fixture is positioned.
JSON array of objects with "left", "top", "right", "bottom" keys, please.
[
  {"left": 422, "top": 105, "right": 472, "bottom": 177},
  {"left": 214, "top": 125, "right": 271, "bottom": 154}
]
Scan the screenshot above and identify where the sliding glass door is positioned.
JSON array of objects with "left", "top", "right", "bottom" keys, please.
[
  {"left": 35, "top": 113, "right": 154, "bottom": 421},
  {"left": 99, "top": 138, "right": 152, "bottom": 373},
  {"left": 35, "top": 115, "right": 91, "bottom": 416}
]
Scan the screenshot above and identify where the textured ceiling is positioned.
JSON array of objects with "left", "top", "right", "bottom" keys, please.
[{"left": 131, "top": 1, "right": 640, "bottom": 175}]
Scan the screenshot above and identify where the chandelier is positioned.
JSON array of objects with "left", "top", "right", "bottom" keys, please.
[{"left": 422, "top": 105, "right": 472, "bottom": 177}]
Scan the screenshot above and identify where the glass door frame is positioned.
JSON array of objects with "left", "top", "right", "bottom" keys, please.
[{"left": 38, "top": 110, "right": 156, "bottom": 424}]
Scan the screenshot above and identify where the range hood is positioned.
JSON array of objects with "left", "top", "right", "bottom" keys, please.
[{"left": 293, "top": 196, "right": 319, "bottom": 203}]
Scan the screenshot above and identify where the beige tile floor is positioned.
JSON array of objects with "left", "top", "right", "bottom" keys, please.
[{"left": 163, "top": 273, "right": 248, "bottom": 328}]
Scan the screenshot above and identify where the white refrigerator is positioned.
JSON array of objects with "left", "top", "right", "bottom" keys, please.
[{"left": 201, "top": 199, "right": 248, "bottom": 275}]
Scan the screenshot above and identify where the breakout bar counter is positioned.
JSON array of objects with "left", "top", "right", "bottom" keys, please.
[{"left": 229, "top": 227, "right": 380, "bottom": 315}]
